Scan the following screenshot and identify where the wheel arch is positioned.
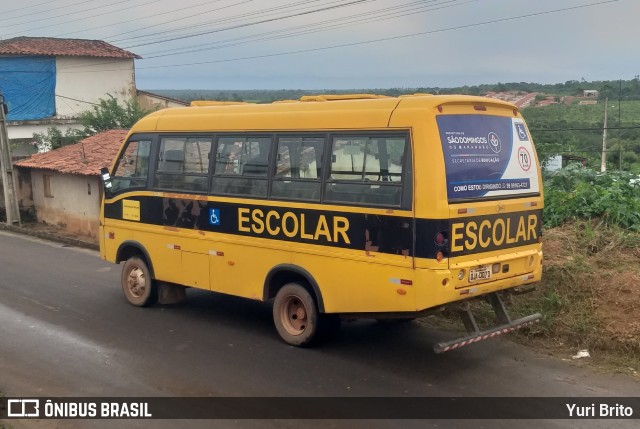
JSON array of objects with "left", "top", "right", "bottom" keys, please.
[
  {"left": 116, "top": 241, "right": 155, "bottom": 278},
  {"left": 263, "top": 264, "right": 325, "bottom": 313}
]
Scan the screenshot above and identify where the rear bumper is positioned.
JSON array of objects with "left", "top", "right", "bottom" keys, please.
[{"left": 415, "top": 249, "right": 543, "bottom": 311}]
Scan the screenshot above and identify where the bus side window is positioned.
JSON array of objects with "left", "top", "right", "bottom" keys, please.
[
  {"left": 155, "top": 137, "right": 212, "bottom": 192},
  {"left": 111, "top": 140, "right": 151, "bottom": 192},
  {"left": 271, "top": 136, "right": 324, "bottom": 202},
  {"left": 325, "top": 136, "right": 406, "bottom": 207},
  {"left": 212, "top": 136, "right": 272, "bottom": 197}
]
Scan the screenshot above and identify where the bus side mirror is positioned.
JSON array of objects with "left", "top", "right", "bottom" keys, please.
[{"left": 100, "top": 167, "right": 113, "bottom": 197}]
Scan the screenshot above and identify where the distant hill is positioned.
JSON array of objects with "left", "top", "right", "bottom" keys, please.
[{"left": 147, "top": 78, "right": 640, "bottom": 104}]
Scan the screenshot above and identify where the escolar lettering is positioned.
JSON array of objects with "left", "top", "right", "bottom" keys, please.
[
  {"left": 451, "top": 213, "right": 538, "bottom": 253},
  {"left": 238, "top": 208, "right": 351, "bottom": 244}
]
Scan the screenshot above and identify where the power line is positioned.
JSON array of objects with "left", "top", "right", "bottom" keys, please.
[
  {"left": 107, "top": 0, "right": 344, "bottom": 44},
  {"left": 140, "top": 0, "right": 468, "bottom": 59},
  {"left": 530, "top": 126, "right": 640, "bottom": 132},
  {"left": 53, "top": 0, "right": 229, "bottom": 38},
  {"left": 30, "top": 0, "right": 620, "bottom": 76},
  {"left": 3, "top": 0, "right": 60, "bottom": 16},
  {"left": 55, "top": 0, "right": 379, "bottom": 71},
  {"left": 55, "top": 94, "right": 100, "bottom": 106},
  {"left": 121, "top": 0, "right": 373, "bottom": 49},
  {"left": 0, "top": 0, "right": 100, "bottom": 24},
  {"left": 127, "top": 0, "right": 621, "bottom": 71},
  {"left": 3, "top": 0, "right": 160, "bottom": 38},
  {"left": 136, "top": 0, "right": 447, "bottom": 57}
]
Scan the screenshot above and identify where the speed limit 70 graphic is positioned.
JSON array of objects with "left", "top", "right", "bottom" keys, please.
[{"left": 518, "top": 146, "right": 532, "bottom": 171}]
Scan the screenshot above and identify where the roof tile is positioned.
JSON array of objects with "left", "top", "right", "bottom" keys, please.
[
  {"left": 0, "top": 37, "right": 140, "bottom": 59},
  {"left": 15, "top": 130, "right": 128, "bottom": 176}
]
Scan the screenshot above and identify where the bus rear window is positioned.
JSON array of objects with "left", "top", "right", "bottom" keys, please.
[{"left": 436, "top": 114, "right": 540, "bottom": 201}]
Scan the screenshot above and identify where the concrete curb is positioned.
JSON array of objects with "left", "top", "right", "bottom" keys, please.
[{"left": 0, "top": 223, "right": 99, "bottom": 251}]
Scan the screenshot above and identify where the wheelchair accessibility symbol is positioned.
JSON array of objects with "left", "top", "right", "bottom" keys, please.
[
  {"left": 209, "top": 208, "right": 221, "bottom": 226},
  {"left": 515, "top": 123, "right": 529, "bottom": 141}
]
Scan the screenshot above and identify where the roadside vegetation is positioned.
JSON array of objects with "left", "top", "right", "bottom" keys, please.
[
  {"left": 517, "top": 167, "right": 639, "bottom": 368},
  {"left": 512, "top": 220, "right": 640, "bottom": 369}
]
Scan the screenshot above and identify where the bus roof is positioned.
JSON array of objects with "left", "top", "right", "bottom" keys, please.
[{"left": 132, "top": 94, "right": 518, "bottom": 133}]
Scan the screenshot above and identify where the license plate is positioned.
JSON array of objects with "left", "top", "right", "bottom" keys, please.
[{"left": 469, "top": 266, "right": 492, "bottom": 282}]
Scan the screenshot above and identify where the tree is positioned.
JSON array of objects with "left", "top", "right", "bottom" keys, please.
[
  {"left": 32, "top": 95, "right": 152, "bottom": 152},
  {"left": 80, "top": 95, "right": 151, "bottom": 134},
  {"left": 32, "top": 127, "right": 85, "bottom": 152}
]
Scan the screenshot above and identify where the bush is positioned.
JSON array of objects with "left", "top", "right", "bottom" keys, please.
[
  {"left": 543, "top": 166, "right": 640, "bottom": 231},
  {"left": 80, "top": 95, "right": 151, "bottom": 134}
]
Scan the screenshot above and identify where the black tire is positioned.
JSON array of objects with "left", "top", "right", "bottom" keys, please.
[
  {"left": 121, "top": 256, "right": 157, "bottom": 307},
  {"left": 273, "top": 283, "right": 319, "bottom": 346}
]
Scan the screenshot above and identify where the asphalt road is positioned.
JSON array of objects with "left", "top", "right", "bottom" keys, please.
[{"left": 0, "top": 230, "right": 638, "bottom": 429}]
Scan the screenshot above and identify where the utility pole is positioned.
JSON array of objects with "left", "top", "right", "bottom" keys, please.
[
  {"left": 0, "top": 94, "right": 21, "bottom": 225},
  {"left": 618, "top": 79, "right": 622, "bottom": 170},
  {"left": 600, "top": 97, "right": 608, "bottom": 173}
]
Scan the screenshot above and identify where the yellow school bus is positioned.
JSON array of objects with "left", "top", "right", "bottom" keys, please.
[{"left": 99, "top": 94, "right": 543, "bottom": 352}]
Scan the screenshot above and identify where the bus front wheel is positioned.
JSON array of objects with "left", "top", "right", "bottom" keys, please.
[
  {"left": 273, "top": 283, "right": 318, "bottom": 346},
  {"left": 121, "top": 257, "right": 157, "bottom": 307}
]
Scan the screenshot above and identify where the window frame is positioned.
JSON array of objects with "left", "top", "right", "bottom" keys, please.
[
  {"left": 113, "top": 130, "right": 412, "bottom": 210},
  {"left": 109, "top": 133, "right": 156, "bottom": 196},
  {"left": 153, "top": 133, "right": 214, "bottom": 194},
  {"left": 271, "top": 133, "right": 326, "bottom": 203},
  {"left": 210, "top": 133, "right": 275, "bottom": 199},
  {"left": 43, "top": 174, "right": 53, "bottom": 198},
  {"left": 322, "top": 131, "right": 411, "bottom": 209}
]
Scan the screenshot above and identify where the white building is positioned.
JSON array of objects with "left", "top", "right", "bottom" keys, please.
[{"left": 0, "top": 37, "right": 140, "bottom": 143}]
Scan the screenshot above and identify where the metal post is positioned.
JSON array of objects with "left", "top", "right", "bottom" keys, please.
[
  {"left": 618, "top": 79, "right": 622, "bottom": 171},
  {"left": 600, "top": 97, "right": 608, "bottom": 173},
  {"left": 0, "top": 94, "right": 21, "bottom": 225}
]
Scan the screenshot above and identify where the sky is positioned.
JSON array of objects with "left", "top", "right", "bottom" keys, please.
[{"left": 1, "top": 0, "right": 637, "bottom": 90}]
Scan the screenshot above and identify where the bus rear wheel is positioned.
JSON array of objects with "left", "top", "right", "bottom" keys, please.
[
  {"left": 121, "top": 257, "right": 157, "bottom": 307},
  {"left": 273, "top": 283, "right": 318, "bottom": 346}
]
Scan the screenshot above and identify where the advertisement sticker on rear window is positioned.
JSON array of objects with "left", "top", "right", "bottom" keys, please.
[{"left": 437, "top": 115, "right": 540, "bottom": 200}]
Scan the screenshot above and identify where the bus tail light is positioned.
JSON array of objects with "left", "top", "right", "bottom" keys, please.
[{"left": 434, "top": 231, "right": 448, "bottom": 262}]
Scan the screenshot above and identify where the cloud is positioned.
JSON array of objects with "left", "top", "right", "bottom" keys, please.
[{"left": 5, "top": 0, "right": 636, "bottom": 89}]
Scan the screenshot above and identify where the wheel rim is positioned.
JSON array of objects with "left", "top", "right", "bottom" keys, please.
[
  {"left": 280, "top": 295, "right": 308, "bottom": 336},
  {"left": 126, "top": 266, "right": 146, "bottom": 298}
]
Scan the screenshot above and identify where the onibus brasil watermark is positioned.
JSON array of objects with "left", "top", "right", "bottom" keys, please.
[{"left": 6, "top": 399, "right": 151, "bottom": 418}]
